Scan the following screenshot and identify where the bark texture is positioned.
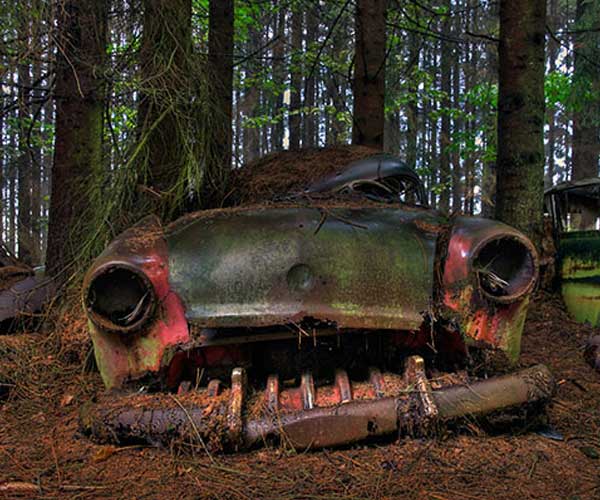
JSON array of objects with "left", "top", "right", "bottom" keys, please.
[
  {"left": 137, "top": 0, "right": 192, "bottom": 195},
  {"left": 205, "top": 0, "right": 234, "bottom": 205},
  {"left": 289, "top": 9, "right": 303, "bottom": 150},
  {"left": 272, "top": 7, "right": 286, "bottom": 151},
  {"left": 45, "top": 0, "right": 108, "bottom": 276},
  {"left": 351, "top": 0, "right": 386, "bottom": 148},
  {"left": 572, "top": 0, "right": 599, "bottom": 182},
  {"left": 496, "top": 0, "right": 546, "bottom": 247},
  {"left": 439, "top": 0, "right": 452, "bottom": 212}
]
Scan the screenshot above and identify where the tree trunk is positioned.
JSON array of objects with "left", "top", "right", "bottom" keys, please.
[
  {"left": 0, "top": 91, "right": 3, "bottom": 242},
  {"left": 572, "top": 0, "right": 599, "bottom": 182},
  {"left": 41, "top": 79, "right": 54, "bottom": 258},
  {"left": 438, "top": 0, "right": 452, "bottom": 213},
  {"left": 463, "top": 33, "right": 476, "bottom": 216},
  {"left": 545, "top": 0, "right": 559, "bottom": 188},
  {"left": 272, "top": 6, "right": 286, "bottom": 151},
  {"left": 9, "top": 117, "right": 17, "bottom": 253},
  {"left": 17, "top": 14, "right": 33, "bottom": 265},
  {"left": 496, "top": 0, "right": 546, "bottom": 247},
  {"left": 427, "top": 44, "right": 439, "bottom": 209},
  {"left": 479, "top": 2, "right": 499, "bottom": 218},
  {"left": 30, "top": 59, "right": 43, "bottom": 264},
  {"left": 233, "top": 86, "right": 242, "bottom": 167},
  {"left": 205, "top": 0, "right": 234, "bottom": 205},
  {"left": 137, "top": 0, "right": 192, "bottom": 197},
  {"left": 303, "top": 12, "right": 318, "bottom": 148},
  {"left": 289, "top": 9, "right": 303, "bottom": 150},
  {"left": 325, "top": 17, "right": 348, "bottom": 146},
  {"left": 45, "top": 0, "right": 108, "bottom": 276},
  {"left": 406, "top": 31, "right": 419, "bottom": 171},
  {"left": 241, "top": 25, "right": 261, "bottom": 163},
  {"left": 383, "top": 111, "right": 401, "bottom": 154},
  {"left": 451, "top": 22, "right": 462, "bottom": 213},
  {"left": 351, "top": 0, "right": 386, "bottom": 148}
]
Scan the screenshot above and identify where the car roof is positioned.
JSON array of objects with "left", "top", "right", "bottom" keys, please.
[
  {"left": 306, "top": 154, "right": 421, "bottom": 193},
  {"left": 545, "top": 177, "right": 600, "bottom": 198}
]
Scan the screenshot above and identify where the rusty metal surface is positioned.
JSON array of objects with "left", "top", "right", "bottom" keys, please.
[
  {"left": 441, "top": 216, "right": 539, "bottom": 362},
  {"left": 227, "top": 367, "right": 246, "bottom": 448},
  {"left": 399, "top": 356, "right": 439, "bottom": 433},
  {"left": 584, "top": 335, "right": 600, "bottom": 372},
  {"left": 433, "top": 365, "right": 555, "bottom": 419},
  {"left": 545, "top": 179, "right": 600, "bottom": 326},
  {"left": 166, "top": 206, "right": 440, "bottom": 331},
  {"left": 558, "top": 231, "right": 600, "bottom": 326},
  {"left": 545, "top": 177, "right": 600, "bottom": 233},
  {"left": 0, "top": 274, "right": 55, "bottom": 325},
  {"left": 80, "top": 156, "right": 546, "bottom": 450},
  {"left": 306, "top": 154, "right": 427, "bottom": 206},
  {"left": 83, "top": 216, "right": 191, "bottom": 389},
  {"left": 83, "top": 196, "right": 539, "bottom": 390},
  {"left": 81, "top": 361, "right": 555, "bottom": 452}
]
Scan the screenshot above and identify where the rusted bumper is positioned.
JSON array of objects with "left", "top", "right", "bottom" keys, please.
[{"left": 81, "top": 357, "right": 555, "bottom": 452}]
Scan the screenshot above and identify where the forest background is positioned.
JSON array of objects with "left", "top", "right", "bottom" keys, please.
[{"left": 0, "top": 0, "right": 598, "bottom": 280}]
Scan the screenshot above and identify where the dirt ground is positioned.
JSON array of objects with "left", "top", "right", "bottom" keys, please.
[{"left": 1, "top": 292, "right": 599, "bottom": 500}]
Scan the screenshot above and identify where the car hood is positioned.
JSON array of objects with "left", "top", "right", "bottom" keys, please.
[{"left": 166, "top": 205, "right": 446, "bottom": 331}]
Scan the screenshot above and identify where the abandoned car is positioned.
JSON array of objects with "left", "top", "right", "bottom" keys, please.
[
  {"left": 545, "top": 178, "right": 600, "bottom": 327},
  {"left": 81, "top": 154, "right": 555, "bottom": 451}
]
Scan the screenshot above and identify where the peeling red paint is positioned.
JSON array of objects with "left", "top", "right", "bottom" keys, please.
[
  {"left": 84, "top": 217, "right": 190, "bottom": 388},
  {"left": 441, "top": 217, "right": 538, "bottom": 359}
]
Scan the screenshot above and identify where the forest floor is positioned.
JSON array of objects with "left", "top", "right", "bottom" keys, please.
[{"left": 1, "top": 292, "right": 600, "bottom": 500}]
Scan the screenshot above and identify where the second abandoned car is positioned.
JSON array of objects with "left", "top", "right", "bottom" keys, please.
[{"left": 81, "top": 154, "right": 555, "bottom": 450}]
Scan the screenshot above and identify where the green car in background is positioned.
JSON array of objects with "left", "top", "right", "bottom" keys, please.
[{"left": 545, "top": 178, "right": 600, "bottom": 326}]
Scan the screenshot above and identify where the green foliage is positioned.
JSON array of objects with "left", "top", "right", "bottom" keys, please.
[{"left": 545, "top": 70, "right": 571, "bottom": 111}]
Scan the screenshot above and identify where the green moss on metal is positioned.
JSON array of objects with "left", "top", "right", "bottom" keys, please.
[
  {"left": 562, "top": 281, "right": 600, "bottom": 326},
  {"left": 559, "top": 230, "right": 600, "bottom": 326},
  {"left": 166, "top": 207, "right": 438, "bottom": 330}
]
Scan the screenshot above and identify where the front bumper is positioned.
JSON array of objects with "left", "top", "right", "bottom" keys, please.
[{"left": 81, "top": 356, "right": 555, "bottom": 452}]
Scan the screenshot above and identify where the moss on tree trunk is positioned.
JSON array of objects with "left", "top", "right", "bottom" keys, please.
[
  {"left": 45, "top": 0, "right": 108, "bottom": 276},
  {"left": 137, "top": 0, "right": 192, "bottom": 201}
]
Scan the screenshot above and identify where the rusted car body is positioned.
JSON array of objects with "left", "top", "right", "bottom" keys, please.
[
  {"left": 545, "top": 178, "right": 600, "bottom": 326},
  {"left": 0, "top": 259, "right": 54, "bottom": 333},
  {"left": 82, "top": 155, "right": 553, "bottom": 451}
]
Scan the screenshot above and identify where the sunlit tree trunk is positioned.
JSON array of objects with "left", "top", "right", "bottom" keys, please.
[
  {"left": 272, "top": 6, "right": 286, "bottom": 151},
  {"left": 351, "top": 0, "right": 386, "bottom": 148},
  {"left": 496, "top": 0, "right": 546, "bottom": 246},
  {"left": 463, "top": 22, "right": 476, "bottom": 215},
  {"left": 545, "top": 0, "right": 559, "bottom": 188}
]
